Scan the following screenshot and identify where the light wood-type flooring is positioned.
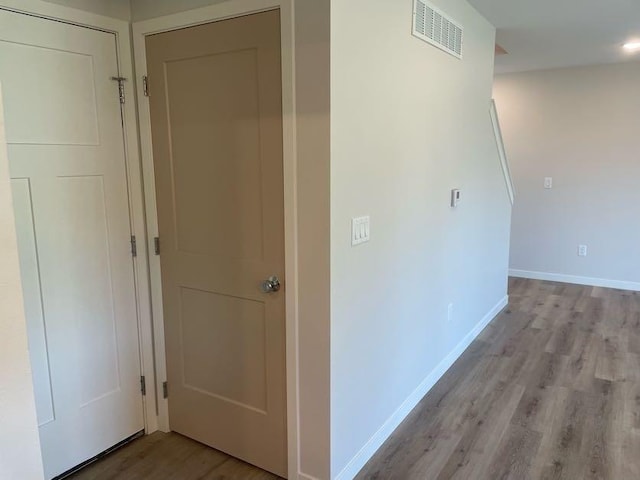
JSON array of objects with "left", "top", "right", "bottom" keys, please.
[
  {"left": 67, "top": 432, "right": 282, "bottom": 480},
  {"left": 70, "top": 278, "right": 640, "bottom": 479},
  {"left": 357, "top": 278, "right": 640, "bottom": 479}
]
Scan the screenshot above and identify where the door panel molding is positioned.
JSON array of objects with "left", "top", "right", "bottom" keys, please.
[
  {"left": 11, "top": 177, "right": 55, "bottom": 428},
  {"left": 0, "top": 0, "right": 158, "bottom": 437},
  {"left": 132, "top": 1, "right": 299, "bottom": 477},
  {"left": 146, "top": 12, "right": 286, "bottom": 472}
]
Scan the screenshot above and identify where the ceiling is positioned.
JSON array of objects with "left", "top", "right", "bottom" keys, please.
[{"left": 467, "top": 0, "right": 640, "bottom": 73}]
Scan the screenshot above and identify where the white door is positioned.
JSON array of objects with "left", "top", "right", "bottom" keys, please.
[{"left": 0, "top": 9, "right": 144, "bottom": 479}]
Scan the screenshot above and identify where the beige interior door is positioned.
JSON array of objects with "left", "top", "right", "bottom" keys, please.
[
  {"left": 0, "top": 9, "right": 144, "bottom": 479},
  {"left": 146, "top": 10, "right": 287, "bottom": 477}
]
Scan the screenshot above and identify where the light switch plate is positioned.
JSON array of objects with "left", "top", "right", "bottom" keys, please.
[
  {"left": 544, "top": 177, "right": 553, "bottom": 189},
  {"left": 352, "top": 216, "right": 370, "bottom": 246}
]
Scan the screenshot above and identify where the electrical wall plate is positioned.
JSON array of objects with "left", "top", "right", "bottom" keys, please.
[
  {"left": 352, "top": 216, "right": 370, "bottom": 246},
  {"left": 451, "top": 189, "right": 461, "bottom": 207}
]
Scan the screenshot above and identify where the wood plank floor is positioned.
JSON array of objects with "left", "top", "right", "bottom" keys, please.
[
  {"left": 68, "top": 278, "right": 640, "bottom": 479},
  {"left": 67, "top": 432, "right": 282, "bottom": 480},
  {"left": 357, "top": 278, "right": 640, "bottom": 479}
]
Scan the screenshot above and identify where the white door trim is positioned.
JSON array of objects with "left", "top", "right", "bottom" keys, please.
[
  {"left": 0, "top": 0, "right": 159, "bottom": 434},
  {"left": 132, "top": 1, "right": 300, "bottom": 478}
]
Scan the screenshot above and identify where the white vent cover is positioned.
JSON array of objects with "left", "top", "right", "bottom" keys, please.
[{"left": 412, "top": 0, "right": 463, "bottom": 59}]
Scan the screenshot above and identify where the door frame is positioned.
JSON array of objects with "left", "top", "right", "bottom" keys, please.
[
  {"left": 0, "top": 0, "right": 159, "bottom": 433},
  {"left": 132, "top": 1, "right": 300, "bottom": 477}
]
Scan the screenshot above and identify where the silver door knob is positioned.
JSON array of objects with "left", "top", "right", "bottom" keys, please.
[{"left": 261, "top": 276, "right": 281, "bottom": 293}]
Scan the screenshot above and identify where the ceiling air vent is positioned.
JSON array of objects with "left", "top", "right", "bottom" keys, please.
[{"left": 412, "top": 0, "right": 463, "bottom": 59}]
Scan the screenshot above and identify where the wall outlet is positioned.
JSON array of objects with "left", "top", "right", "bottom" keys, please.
[
  {"left": 544, "top": 177, "right": 553, "bottom": 189},
  {"left": 578, "top": 245, "right": 588, "bottom": 257},
  {"left": 447, "top": 303, "right": 454, "bottom": 322}
]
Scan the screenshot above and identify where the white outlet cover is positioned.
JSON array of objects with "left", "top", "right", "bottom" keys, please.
[
  {"left": 544, "top": 177, "right": 553, "bottom": 189},
  {"left": 352, "top": 216, "right": 370, "bottom": 246}
]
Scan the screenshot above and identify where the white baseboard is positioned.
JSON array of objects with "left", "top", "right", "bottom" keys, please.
[
  {"left": 333, "top": 295, "right": 509, "bottom": 480},
  {"left": 509, "top": 269, "right": 640, "bottom": 292},
  {"left": 298, "top": 473, "right": 322, "bottom": 480}
]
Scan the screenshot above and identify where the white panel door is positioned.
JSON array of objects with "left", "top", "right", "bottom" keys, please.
[{"left": 0, "top": 9, "right": 144, "bottom": 479}]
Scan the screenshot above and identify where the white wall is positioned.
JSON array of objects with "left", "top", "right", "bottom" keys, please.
[
  {"left": 330, "top": 0, "right": 511, "bottom": 477},
  {"left": 131, "top": 0, "right": 225, "bottom": 21},
  {"left": 42, "top": 0, "right": 131, "bottom": 20},
  {"left": 291, "top": 1, "right": 331, "bottom": 478},
  {"left": 494, "top": 62, "right": 640, "bottom": 289},
  {"left": 0, "top": 88, "right": 44, "bottom": 479}
]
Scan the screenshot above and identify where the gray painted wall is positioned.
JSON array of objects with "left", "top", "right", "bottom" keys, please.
[
  {"left": 330, "top": 0, "right": 511, "bottom": 476},
  {"left": 494, "top": 62, "right": 640, "bottom": 286}
]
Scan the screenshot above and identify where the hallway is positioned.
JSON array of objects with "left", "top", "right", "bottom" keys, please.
[
  {"left": 357, "top": 278, "right": 640, "bottom": 479},
  {"left": 66, "top": 278, "right": 640, "bottom": 479}
]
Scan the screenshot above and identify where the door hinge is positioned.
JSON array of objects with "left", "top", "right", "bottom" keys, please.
[
  {"left": 162, "top": 381, "right": 168, "bottom": 399},
  {"left": 130, "top": 235, "right": 138, "bottom": 257},
  {"left": 111, "top": 76, "right": 127, "bottom": 104},
  {"left": 142, "top": 75, "right": 149, "bottom": 97},
  {"left": 154, "top": 236, "right": 160, "bottom": 255},
  {"left": 140, "top": 376, "right": 146, "bottom": 396}
]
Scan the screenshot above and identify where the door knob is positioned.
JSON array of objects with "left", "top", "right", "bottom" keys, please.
[{"left": 261, "top": 276, "right": 281, "bottom": 293}]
